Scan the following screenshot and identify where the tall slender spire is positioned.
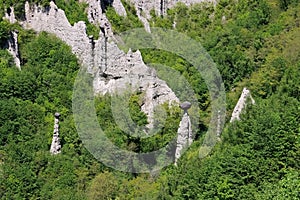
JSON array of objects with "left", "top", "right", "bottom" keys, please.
[
  {"left": 230, "top": 88, "right": 255, "bottom": 123},
  {"left": 50, "top": 112, "right": 61, "bottom": 155},
  {"left": 175, "top": 101, "right": 193, "bottom": 165}
]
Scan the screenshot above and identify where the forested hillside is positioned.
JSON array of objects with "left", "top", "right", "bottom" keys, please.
[{"left": 0, "top": 0, "right": 299, "bottom": 199}]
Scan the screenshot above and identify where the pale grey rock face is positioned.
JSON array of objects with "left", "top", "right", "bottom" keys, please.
[
  {"left": 4, "top": 8, "right": 21, "bottom": 68},
  {"left": 83, "top": 0, "right": 115, "bottom": 38},
  {"left": 93, "top": 48, "right": 179, "bottom": 126},
  {"left": 84, "top": 0, "right": 105, "bottom": 24},
  {"left": 7, "top": 31, "right": 21, "bottom": 69},
  {"left": 175, "top": 112, "right": 192, "bottom": 165},
  {"left": 50, "top": 113, "right": 61, "bottom": 155},
  {"left": 112, "top": 0, "right": 127, "bottom": 16},
  {"left": 230, "top": 87, "right": 255, "bottom": 123},
  {"left": 21, "top": 1, "right": 179, "bottom": 126},
  {"left": 23, "top": 1, "right": 95, "bottom": 71},
  {"left": 136, "top": 7, "right": 151, "bottom": 33}
]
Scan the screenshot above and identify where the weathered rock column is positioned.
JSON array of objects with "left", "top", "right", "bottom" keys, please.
[
  {"left": 216, "top": 110, "right": 221, "bottom": 138},
  {"left": 50, "top": 112, "right": 61, "bottom": 155},
  {"left": 230, "top": 87, "right": 255, "bottom": 123},
  {"left": 175, "top": 101, "right": 193, "bottom": 165},
  {"left": 7, "top": 30, "right": 21, "bottom": 69}
]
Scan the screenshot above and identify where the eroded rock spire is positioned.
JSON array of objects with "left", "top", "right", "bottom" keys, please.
[
  {"left": 50, "top": 112, "right": 61, "bottom": 155},
  {"left": 7, "top": 30, "right": 21, "bottom": 69},
  {"left": 175, "top": 101, "right": 193, "bottom": 165},
  {"left": 230, "top": 87, "right": 255, "bottom": 123}
]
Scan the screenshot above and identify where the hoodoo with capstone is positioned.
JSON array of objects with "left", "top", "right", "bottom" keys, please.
[{"left": 175, "top": 101, "right": 193, "bottom": 165}]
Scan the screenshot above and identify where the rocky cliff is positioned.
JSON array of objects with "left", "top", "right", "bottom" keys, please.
[
  {"left": 4, "top": 0, "right": 216, "bottom": 160},
  {"left": 11, "top": 1, "right": 179, "bottom": 127}
]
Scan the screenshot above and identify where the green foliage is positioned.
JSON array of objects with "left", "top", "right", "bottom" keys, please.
[
  {"left": 278, "top": 0, "right": 300, "bottom": 10},
  {"left": 0, "top": 0, "right": 50, "bottom": 20},
  {"left": 95, "top": 93, "right": 180, "bottom": 153},
  {"left": 105, "top": 0, "right": 143, "bottom": 33},
  {"left": 141, "top": 49, "right": 209, "bottom": 110},
  {"left": 129, "top": 93, "right": 148, "bottom": 126},
  {"left": 157, "top": 92, "right": 299, "bottom": 199},
  {"left": 87, "top": 171, "right": 119, "bottom": 200},
  {"left": 0, "top": 31, "right": 95, "bottom": 199},
  {"left": 55, "top": 0, "right": 87, "bottom": 25},
  {"left": 50, "top": 0, "right": 100, "bottom": 39},
  {"left": 0, "top": 19, "right": 11, "bottom": 46},
  {"left": 257, "top": 169, "right": 300, "bottom": 199},
  {"left": 146, "top": 0, "right": 270, "bottom": 91},
  {"left": 0, "top": 49, "right": 14, "bottom": 67}
]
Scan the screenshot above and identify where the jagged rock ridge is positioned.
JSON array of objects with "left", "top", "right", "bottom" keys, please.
[
  {"left": 4, "top": 1, "right": 218, "bottom": 162},
  {"left": 13, "top": 1, "right": 179, "bottom": 127}
]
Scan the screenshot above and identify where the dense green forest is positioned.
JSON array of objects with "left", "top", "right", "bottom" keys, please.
[{"left": 0, "top": 0, "right": 299, "bottom": 199}]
